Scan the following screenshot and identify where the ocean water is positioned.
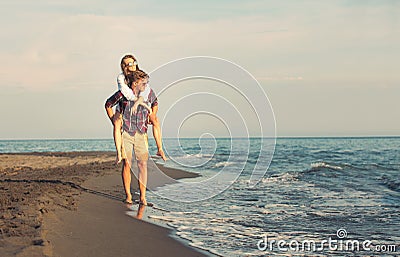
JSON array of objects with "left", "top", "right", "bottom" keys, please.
[
  {"left": 1, "top": 137, "right": 399, "bottom": 256},
  {"left": 0, "top": 139, "right": 115, "bottom": 153}
]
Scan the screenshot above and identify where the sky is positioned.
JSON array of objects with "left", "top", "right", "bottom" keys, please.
[{"left": 0, "top": 0, "right": 399, "bottom": 139}]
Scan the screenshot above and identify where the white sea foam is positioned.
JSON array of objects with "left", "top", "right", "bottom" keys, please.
[
  {"left": 148, "top": 215, "right": 175, "bottom": 222},
  {"left": 177, "top": 153, "right": 214, "bottom": 159},
  {"left": 214, "top": 161, "right": 235, "bottom": 168},
  {"left": 261, "top": 172, "right": 298, "bottom": 183},
  {"left": 229, "top": 205, "right": 242, "bottom": 210},
  {"left": 311, "top": 162, "right": 343, "bottom": 170}
]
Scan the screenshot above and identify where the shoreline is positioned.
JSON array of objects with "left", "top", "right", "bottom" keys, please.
[{"left": 0, "top": 151, "right": 209, "bottom": 257}]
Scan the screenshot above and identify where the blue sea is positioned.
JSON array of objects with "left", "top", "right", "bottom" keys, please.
[{"left": 1, "top": 137, "right": 399, "bottom": 256}]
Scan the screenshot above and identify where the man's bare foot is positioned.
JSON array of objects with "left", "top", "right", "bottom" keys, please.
[
  {"left": 136, "top": 204, "right": 146, "bottom": 219},
  {"left": 124, "top": 194, "right": 133, "bottom": 204},
  {"left": 125, "top": 202, "right": 133, "bottom": 208},
  {"left": 139, "top": 197, "right": 147, "bottom": 206},
  {"left": 157, "top": 149, "right": 167, "bottom": 161}
]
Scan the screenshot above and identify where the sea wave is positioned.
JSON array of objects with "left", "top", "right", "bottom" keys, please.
[
  {"left": 380, "top": 175, "right": 400, "bottom": 192},
  {"left": 369, "top": 163, "right": 398, "bottom": 171},
  {"left": 341, "top": 163, "right": 368, "bottom": 170},
  {"left": 261, "top": 172, "right": 298, "bottom": 183},
  {"left": 214, "top": 161, "right": 235, "bottom": 168},
  {"left": 310, "top": 162, "right": 343, "bottom": 171},
  {"left": 176, "top": 153, "right": 214, "bottom": 159}
]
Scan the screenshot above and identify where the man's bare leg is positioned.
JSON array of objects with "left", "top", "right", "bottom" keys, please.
[
  {"left": 122, "top": 159, "right": 132, "bottom": 204},
  {"left": 137, "top": 160, "right": 148, "bottom": 205}
]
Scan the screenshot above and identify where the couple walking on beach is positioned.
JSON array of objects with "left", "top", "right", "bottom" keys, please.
[{"left": 105, "top": 54, "right": 166, "bottom": 205}]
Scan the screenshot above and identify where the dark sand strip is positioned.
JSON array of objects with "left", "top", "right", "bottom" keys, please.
[{"left": 0, "top": 152, "right": 207, "bottom": 257}]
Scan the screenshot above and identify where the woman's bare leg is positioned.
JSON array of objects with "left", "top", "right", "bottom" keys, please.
[
  {"left": 148, "top": 115, "right": 166, "bottom": 161},
  {"left": 113, "top": 112, "right": 123, "bottom": 164}
]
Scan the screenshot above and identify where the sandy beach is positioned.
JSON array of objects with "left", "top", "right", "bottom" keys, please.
[{"left": 0, "top": 152, "right": 208, "bottom": 257}]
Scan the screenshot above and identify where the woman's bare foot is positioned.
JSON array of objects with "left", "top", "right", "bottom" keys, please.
[
  {"left": 157, "top": 149, "right": 167, "bottom": 161},
  {"left": 115, "top": 152, "right": 123, "bottom": 164}
]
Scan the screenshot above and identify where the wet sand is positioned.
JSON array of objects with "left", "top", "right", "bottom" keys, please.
[{"left": 0, "top": 152, "right": 207, "bottom": 257}]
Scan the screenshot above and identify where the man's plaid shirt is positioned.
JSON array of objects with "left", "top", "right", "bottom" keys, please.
[{"left": 105, "top": 88, "right": 158, "bottom": 136}]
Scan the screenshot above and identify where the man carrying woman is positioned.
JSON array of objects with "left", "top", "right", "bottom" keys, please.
[
  {"left": 105, "top": 69, "right": 158, "bottom": 205},
  {"left": 113, "top": 54, "right": 166, "bottom": 163}
]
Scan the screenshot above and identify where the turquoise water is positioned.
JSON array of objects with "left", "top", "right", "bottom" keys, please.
[
  {"left": 0, "top": 139, "right": 115, "bottom": 153},
  {"left": 1, "top": 137, "right": 399, "bottom": 256}
]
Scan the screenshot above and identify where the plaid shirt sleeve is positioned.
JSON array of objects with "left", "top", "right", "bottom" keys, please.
[{"left": 105, "top": 91, "right": 125, "bottom": 108}]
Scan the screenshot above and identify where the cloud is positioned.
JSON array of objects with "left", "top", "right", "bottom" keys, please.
[
  {"left": 0, "top": 1, "right": 399, "bottom": 138},
  {"left": 0, "top": 1, "right": 398, "bottom": 93},
  {"left": 0, "top": 11, "right": 293, "bottom": 91},
  {"left": 258, "top": 76, "right": 304, "bottom": 82}
]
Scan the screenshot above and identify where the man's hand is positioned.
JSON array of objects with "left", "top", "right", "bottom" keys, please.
[{"left": 148, "top": 113, "right": 156, "bottom": 125}]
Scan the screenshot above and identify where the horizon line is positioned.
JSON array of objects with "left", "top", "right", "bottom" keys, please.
[{"left": 0, "top": 135, "right": 399, "bottom": 141}]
